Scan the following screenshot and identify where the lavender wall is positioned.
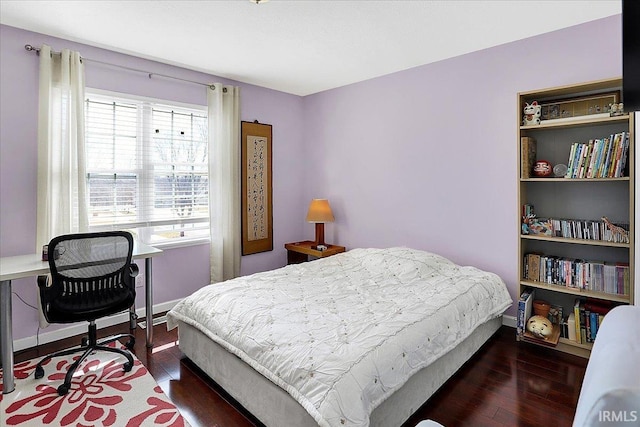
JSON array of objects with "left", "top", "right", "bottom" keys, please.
[
  {"left": 0, "top": 24, "right": 306, "bottom": 341},
  {"left": 0, "top": 16, "right": 623, "bottom": 342},
  {"left": 302, "top": 15, "right": 623, "bottom": 316}
]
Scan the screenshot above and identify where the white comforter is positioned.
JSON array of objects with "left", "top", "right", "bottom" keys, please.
[{"left": 167, "top": 247, "right": 512, "bottom": 427}]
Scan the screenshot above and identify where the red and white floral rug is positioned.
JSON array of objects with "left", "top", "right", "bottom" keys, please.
[{"left": 1, "top": 342, "right": 189, "bottom": 427}]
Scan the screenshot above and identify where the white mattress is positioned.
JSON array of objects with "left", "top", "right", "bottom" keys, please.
[{"left": 167, "top": 247, "right": 512, "bottom": 426}]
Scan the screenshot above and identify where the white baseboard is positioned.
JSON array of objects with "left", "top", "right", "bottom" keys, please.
[
  {"left": 502, "top": 314, "right": 517, "bottom": 328},
  {"left": 13, "top": 299, "right": 182, "bottom": 352}
]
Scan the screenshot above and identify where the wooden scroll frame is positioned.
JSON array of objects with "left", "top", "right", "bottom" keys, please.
[{"left": 241, "top": 121, "right": 273, "bottom": 255}]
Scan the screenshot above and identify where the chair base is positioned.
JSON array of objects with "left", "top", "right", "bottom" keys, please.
[{"left": 34, "top": 321, "right": 135, "bottom": 396}]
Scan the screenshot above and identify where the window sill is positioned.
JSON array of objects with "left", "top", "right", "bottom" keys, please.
[{"left": 148, "top": 237, "right": 210, "bottom": 251}]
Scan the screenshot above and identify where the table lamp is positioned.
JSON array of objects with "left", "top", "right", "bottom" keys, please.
[{"left": 305, "top": 199, "right": 334, "bottom": 247}]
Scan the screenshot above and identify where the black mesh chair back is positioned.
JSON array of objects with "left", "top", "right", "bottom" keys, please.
[
  {"left": 42, "top": 231, "right": 136, "bottom": 323},
  {"left": 36, "top": 231, "right": 139, "bottom": 396}
]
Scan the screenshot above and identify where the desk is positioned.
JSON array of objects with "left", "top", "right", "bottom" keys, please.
[{"left": 0, "top": 241, "right": 162, "bottom": 394}]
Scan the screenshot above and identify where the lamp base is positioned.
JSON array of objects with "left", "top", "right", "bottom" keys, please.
[{"left": 314, "top": 223, "right": 326, "bottom": 247}]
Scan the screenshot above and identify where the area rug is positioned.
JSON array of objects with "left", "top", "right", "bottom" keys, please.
[{"left": 1, "top": 342, "right": 189, "bottom": 427}]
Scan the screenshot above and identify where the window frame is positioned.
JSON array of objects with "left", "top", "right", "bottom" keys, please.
[{"left": 84, "top": 88, "right": 210, "bottom": 249}]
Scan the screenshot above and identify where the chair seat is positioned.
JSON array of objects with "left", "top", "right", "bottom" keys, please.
[{"left": 46, "top": 288, "right": 135, "bottom": 323}]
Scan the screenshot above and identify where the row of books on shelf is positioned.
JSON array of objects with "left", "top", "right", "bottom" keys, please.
[
  {"left": 571, "top": 297, "right": 616, "bottom": 344},
  {"left": 517, "top": 289, "right": 617, "bottom": 346},
  {"left": 520, "top": 204, "right": 629, "bottom": 243},
  {"left": 525, "top": 217, "right": 629, "bottom": 244},
  {"left": 565, "top": 132, "right": 629, "bottom": 178},
  {"left": 523, "top": 252, "right": 630, "bottom": 296}
]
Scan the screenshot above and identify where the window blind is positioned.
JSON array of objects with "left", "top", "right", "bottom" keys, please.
[{"left": 85, "top": 92, "right": 209, "bottom": 245}]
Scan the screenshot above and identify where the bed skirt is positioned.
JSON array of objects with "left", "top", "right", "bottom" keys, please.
[{"left": 177, "top": 315, "right": 503, "bottom": 427}]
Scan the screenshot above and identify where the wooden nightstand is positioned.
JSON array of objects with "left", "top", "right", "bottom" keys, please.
[{"left": 284, "top": 241, "right": 346, "bottom": 265}]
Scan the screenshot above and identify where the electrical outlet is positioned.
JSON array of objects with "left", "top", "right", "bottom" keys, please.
[{"left": 135, "top": 273, "right": 145, "bottom": 288}]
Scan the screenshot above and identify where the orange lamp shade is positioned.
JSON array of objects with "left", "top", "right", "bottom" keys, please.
[{"left": 305, "top": 199, "right": 335, "bottom": 223}]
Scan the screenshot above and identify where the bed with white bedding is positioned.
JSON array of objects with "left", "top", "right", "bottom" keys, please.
[{"left": 167, "top": 247, "right": 512, "bottom": 427}]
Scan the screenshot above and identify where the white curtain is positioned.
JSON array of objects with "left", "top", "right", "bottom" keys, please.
[
  {"left": 36, "top": 45, "right": 88, "bottom": 250},
  {"left": 208, "top": 83, "right": 241, "bottom": 282}
]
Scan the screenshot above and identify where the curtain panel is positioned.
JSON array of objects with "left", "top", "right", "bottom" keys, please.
[
  {"left": 207, "top": 83, "right": 241, "bottom": 282},
  {"left": 36, "top": 44, "right": 88, "bottom": 250}
]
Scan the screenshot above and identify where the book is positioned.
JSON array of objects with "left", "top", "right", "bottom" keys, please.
[
  {"left": 527, "top": 253, "right": 540, "bottom": 282},
  {"left": 604, "top": 134, "right": 614, "bottom": 177},
  {"left": 606, "top": 133, "right": 622, "bottom": 177},
  {"left": 584, "top": 299, "right": 613, "bottom": 315},
  {"left": 591, "top": 138, "right": 603, "bottom": 177},
  {"left": 586, "top": 139, "right": 597, "bottom": 178},
  {"left": 578, "top": 143, "right": 591, "bottom": 178},
  {"left": 567, "top": 312, "right": 577, "bottom": 342},
  {"left": 521, "top": 137, "right": 537, "bottom": 178},
  {"left": 582, "top": 139, "right": 594, "bottom": 178},
  {"left": 585, "top": 308, "right": 592, "bottom": 343},
  {"left": 565, "top": 143, "right": 577, "bottom": 178},
  {"left": 617, "top": 132, "right": 629, "bottom": 177},
  {"left": 579, "top": 300, "right": 587, "bottom": 344},
  {"left": 517, "top": 288, "right": 535, "bottom": 336},
  {"left": 590, "top": 311, "right": 599, "bottom": 341},
  {"left": 572, "top": 142, "right": 583, "bottom": 178},
  {"left": 575, "top": 143, "right": 585, "bottom": 178},
  {"left": 573, "top": 298, "right": 582, "bottom": 344},
  {"left": 613, "top": 132, "right": 625, "bottom": 177},
  {"left": 618, "top": 133, "right": 630, "bottom": 177},
  {"left": 597, "top": 135, "right": 612, "bottom": 177},
  {"left": 615, "top": 132, "right": 626, "bottom": 176}
]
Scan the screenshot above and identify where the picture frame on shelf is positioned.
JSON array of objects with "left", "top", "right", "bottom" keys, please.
[{"left": 537, "top": 91, "right": 620, "bottom": 122}]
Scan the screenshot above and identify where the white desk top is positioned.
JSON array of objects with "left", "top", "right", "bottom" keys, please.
[{"left": 0, "top": 241, "right": 162, "bottom": 281}]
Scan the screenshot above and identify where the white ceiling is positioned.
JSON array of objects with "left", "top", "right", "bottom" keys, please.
[{"left": 0, "top": 0, "right": 621, "bottom": 96}]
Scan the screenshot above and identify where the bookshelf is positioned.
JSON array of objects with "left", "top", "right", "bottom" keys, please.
[{"left": 517, "top": 78, "right": 635, "bottom": 358}]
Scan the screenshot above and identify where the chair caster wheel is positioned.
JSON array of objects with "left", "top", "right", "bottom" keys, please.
[
  {"left": 125, "top": 338, "right": 135, "bottom": 350},
  {"left": 34, "top": 365, "right": 44, "bottom": 379},
  {"left": 123, "top": 361, "right": 133, "bottom": 372},
  {"left": 57, "top": 384, "right": 69, "bottom": 396}
]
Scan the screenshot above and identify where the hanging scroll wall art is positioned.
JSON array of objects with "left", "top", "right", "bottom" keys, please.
[{"left": 241, "top": 121, "right": 273, "bottom": 255}]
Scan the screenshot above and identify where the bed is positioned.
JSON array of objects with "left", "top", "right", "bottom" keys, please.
[{"left": 166, "top": 247, "right": 512, "bottom": 427}]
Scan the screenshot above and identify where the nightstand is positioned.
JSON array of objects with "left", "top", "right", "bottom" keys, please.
[{"left": 284, "top": 241, "right": 346, "bottom": 265}]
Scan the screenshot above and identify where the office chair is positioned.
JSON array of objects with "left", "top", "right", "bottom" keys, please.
[{"left": 35, "top": 231, "right": 139, "bottom": 396}]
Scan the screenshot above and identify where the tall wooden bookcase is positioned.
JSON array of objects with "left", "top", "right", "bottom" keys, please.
[{"left": 517, "top": 77, "right": 635, "bottom": 357}]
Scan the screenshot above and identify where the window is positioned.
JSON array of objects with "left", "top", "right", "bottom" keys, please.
[{"left": 85, "top": 91, "right": 209, "bottom": 246}]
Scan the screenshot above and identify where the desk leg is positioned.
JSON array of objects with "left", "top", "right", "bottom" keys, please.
[
  {"left": 1, "top": 279, "right": 15, "bottom": 394},
  {"left": 145, "top": 257, "right": 153, "bottom": 348}
]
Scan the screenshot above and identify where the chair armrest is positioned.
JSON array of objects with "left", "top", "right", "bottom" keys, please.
[
  {"left": 37, "top": 274, "right": 54, "bottom": 309},
  {"left": 37, "top": 275, "right": 50, "bottom": 289},
  {"left": 129, "top": 263, "right": 139, "bottom": 278}
]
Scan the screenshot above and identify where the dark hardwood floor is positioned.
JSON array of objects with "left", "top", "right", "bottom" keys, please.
[{"left": 13, "top": 322, "right": 587, "bottom": 427}]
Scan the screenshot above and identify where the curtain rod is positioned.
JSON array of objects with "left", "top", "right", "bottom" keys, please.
[{"left": 24, "top": 44, "right": 223, "bottom": 91}]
